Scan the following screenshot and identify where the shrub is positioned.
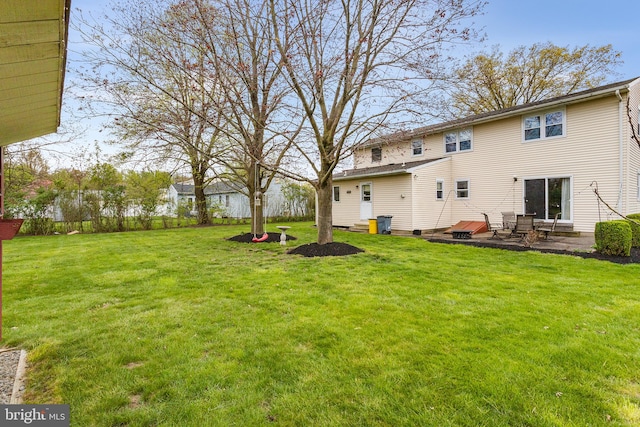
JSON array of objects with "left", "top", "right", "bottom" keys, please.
[
  {"left": 594, "top": 220, "right": 632, "bottom": 256},
  {"left": 626, "top": 213, "right": 640, "bottom": 248}
]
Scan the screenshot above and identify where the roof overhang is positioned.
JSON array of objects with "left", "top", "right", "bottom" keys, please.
[
  {"left": 0, "top": 0, "right": 70, "bottom": 146},
  {"left": 333, "top": 158, "right": 449, "bottom": 181}
]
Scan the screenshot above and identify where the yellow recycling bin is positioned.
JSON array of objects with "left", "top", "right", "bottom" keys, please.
[{"left": 368, "top": 218, "right": 378, "bottom": 234}]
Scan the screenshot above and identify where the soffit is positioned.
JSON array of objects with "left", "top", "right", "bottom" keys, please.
[{"left": 0, "top": 0, "right": 70, "bottom": 146}]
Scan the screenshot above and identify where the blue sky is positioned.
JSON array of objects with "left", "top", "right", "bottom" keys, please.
[
  {"left": 474, "top": 0, "right": 640, "bottom": 79},
  {"left": 48, "top": 0, "right": 640, "bottom": 166}
]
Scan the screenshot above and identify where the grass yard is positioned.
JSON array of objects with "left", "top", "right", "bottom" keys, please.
[{"left": 2, "top": 223, "right": 640, "bottom": 426}]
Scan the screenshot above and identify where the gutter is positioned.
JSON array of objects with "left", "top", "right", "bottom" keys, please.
[
  {"left": 332, "top": 157, "right": 450, "bottom": 182},
  {"left": 616, "top": 89, "right": 624, "bottom": 214}
]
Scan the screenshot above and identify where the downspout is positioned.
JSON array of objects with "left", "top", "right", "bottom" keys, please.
[{"left": 616, "top": 90, "right": 624, "bottom": 215}]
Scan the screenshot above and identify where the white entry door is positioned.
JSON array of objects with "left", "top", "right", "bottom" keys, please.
[{"left": 360, "top": 182, "right": 372, "bottom": 220}]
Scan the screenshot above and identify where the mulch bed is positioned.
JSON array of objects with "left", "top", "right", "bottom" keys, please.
[
  {"left": 287, "top": 242, "right": 364, "bottom": 257},
  {"left": 227, "top": 233, "right": 364, "bottom": 257},
  {"left": 428, "top": 238, "right": 640, "bottom": 264},
  {"left": 227, "top": 233, "right": 297, "bottom": 244}
]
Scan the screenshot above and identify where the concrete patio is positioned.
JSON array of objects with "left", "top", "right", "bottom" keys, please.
[{"left": 423, "top": 230, "right": 597, "bottom": 253}]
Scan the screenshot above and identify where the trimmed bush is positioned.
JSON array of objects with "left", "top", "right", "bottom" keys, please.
[
  {"left": 595, "top": 220, "right": 632, "bottom": 257},
  {"left": 626, "top": 213, "right": 640, "bottom": 248}
]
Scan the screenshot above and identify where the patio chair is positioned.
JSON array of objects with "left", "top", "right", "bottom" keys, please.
[
  {"left": 483, "top": 213, "right": 504, "bottom": 240},
  {"left": 501, "top": 211, "right": 516, "bottom": 231},
  {"left": 536, "top": 213, "right": 560, "bottom": 240},
  {"left": 513, "top": 214, "right": 535, "bottom": 239}
]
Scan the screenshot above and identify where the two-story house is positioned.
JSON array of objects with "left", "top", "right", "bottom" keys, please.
[{"left": 331, "top": 77, "right": 640, "bottom": 234}]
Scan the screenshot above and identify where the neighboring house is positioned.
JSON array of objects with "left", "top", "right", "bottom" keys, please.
[
  {"left": 164, "top": 180, "right": 287, "bottom": 219},
  {"left": 332, "top": 77, "right": 640, "bottom": 234}
]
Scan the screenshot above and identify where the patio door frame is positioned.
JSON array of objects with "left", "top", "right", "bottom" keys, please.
[{"left": 523, "top": 176, "right": 573, "bottom": 221}]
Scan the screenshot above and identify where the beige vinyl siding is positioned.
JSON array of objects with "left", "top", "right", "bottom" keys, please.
[
  {"left": 564, "top": 97, "right": 621, "bottom": 231},
  {"left": 369, "top": 175, "right": 413, "bottom": 230},
  {"left": 411, "top": 158, "right": 452, "bottom": 230},
  {"left": 354, "top": 138, "right": 423, "bottom": 168},
  {"left": 331, "top": 180, "right": 362, "bottom": 227},
  {"left": 625, "top": 83, "right": 640, "bottom": 216},
  {"left": 440, "top": 97, "right": 621, "bottom": 232}
]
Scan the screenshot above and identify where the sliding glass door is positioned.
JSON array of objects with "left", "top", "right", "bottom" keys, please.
[{"left": 524, "top": 177, "right": 571, "bottom": 221}]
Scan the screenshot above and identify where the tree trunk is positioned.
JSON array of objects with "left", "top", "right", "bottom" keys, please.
[
  {"left": 250, "top": 195, "right": 265, "bottom": 235},
  {"left": 193, "top": 174, "right": 209, "bottom": 225},
  {"left": 316, "top": 177, "right": 333, "bottom": 244},
  {"left": 249, "top": 162, "right": 264, "bottom": 235}
]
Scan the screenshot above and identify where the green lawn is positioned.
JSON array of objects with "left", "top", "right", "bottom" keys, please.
[{"left": 3, "top": 223, "right": 640, "bottom": 426}]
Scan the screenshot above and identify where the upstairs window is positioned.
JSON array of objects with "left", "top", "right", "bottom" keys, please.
[
  {"left": 444, "top": 129, "right": 472, "bottom": 153},
  {"left": 371, "top": 147, "right": 382, "bottom": 162},
  {"left": 524, "top": 110, "right": 565, "bottom": 141},
  {"left": 412, "top": 140, "right": 423, "bottom": 156}
]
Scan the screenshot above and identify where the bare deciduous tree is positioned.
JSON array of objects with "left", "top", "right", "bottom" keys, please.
[
  {"left": 189, "top": 0, "right": 301, "bottom": 235},
  {"left": 269, "top": 0, "right": 486, "bottom": 244},
  {"left": 75, "top": 0, "right": 229, "bottom": 224}
]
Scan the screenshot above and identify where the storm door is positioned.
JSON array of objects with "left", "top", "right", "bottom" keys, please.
[{"left": 360, "top": 182, "right": 372, "bottom": 220}]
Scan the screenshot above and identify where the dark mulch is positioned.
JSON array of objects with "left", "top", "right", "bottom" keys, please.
[
  {"left": 227, "top": 232, "right": 297, "bottom": 244},
  {"left": 287, "top": 242, "right": 364, "bottom": 257},
  {"left": 428, "top": 238, "right": 640, "bottom": 265},
  {"left": 228, "top": 232, "right": 363, "bottom": 257}
]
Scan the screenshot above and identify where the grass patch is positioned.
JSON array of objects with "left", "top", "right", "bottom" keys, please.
[{"left": 3, "top": 223, "right": 640, "bottom": 425}]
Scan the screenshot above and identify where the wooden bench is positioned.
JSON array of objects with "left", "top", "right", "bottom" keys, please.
[{"left": 451, "top": 229, "right": 473, "bottom": 239}]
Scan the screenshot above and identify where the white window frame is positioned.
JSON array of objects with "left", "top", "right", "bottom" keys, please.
[
  {"left": 455, "top": 179, "right": 469, "bottom": 199},
  {"left": 333, "top": 186, "right": 340, "bottom": 202},
  {"left": 637, "top": 170, "right": 640, "bottom": 201},
  {"left": 412, "top": 140, "right": 423, "bottom": 156},
  {"left": 523, "top": 175, "right": 573, "bottom": 221},
  {"left": 523, "top": 108, "right": 566, "bottom": 142},
  {"left": 444, "top": 128, "right": 473, "bottom": 154},
  {"left": 436, "top": 179, "right": 444, "bottom": 200}
]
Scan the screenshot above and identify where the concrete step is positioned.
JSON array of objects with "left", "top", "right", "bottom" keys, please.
[{"left": 350, "top": 222, "right": 371, "bottom": 233}]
